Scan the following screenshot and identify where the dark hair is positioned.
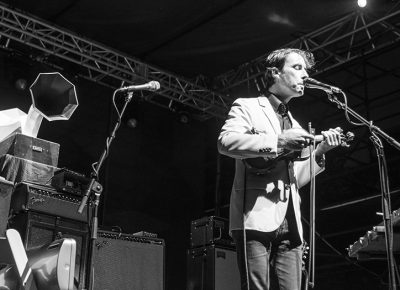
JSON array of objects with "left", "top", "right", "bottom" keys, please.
[{"left": 264, "top": 48, "right": 315, "bottom": 89}]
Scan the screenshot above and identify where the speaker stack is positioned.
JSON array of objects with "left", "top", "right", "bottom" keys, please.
[
  {"left": 1, "top": 74, "right": 166, "bottom": 289},
  {"left": 1, "top": 132, "right": 165, "bottom": 289},
  {"left": 0, "top": 132, "right": 90, "bottom": 289},
  {"left": 187, "top": 216, "right": 241, "bottom": 290}
]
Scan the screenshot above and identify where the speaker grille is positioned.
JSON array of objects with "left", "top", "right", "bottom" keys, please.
[{"left": 93, "top": 230, "right": 165, "bottom": 290}]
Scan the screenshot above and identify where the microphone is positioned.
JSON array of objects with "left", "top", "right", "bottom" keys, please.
[
  {"left": 118, "top": 81, "right": 160, "bottom": 92},
  {"left": 304, "top": 78, "right": 341, "bottom": 94}
]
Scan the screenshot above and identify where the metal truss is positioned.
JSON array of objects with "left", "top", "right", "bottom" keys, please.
[
  {"left": 216, "top": 4, "right": 400, "bottom": 93},
  {"left": 0, "top": 3, "right": 232, "bottom": 120}
]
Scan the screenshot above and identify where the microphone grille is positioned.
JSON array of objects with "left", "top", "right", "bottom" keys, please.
[
  {"left": 149, "top": 81, "right": 161, "bottom": 91},
  {"left": 303, "top": 77, "right": 318, "bottom": 88}
]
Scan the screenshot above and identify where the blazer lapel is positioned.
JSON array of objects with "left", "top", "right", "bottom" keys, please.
[
  {"left": 288, "top": 111, "right": 301, "bottom": 129},
  {"left": 258, "top": 96, "right": 281, "bottom": 134}
]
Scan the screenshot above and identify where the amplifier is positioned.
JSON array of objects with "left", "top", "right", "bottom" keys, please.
[
  {"left": 187, "top": 244, "right": 241, "bottom": 290},
  {"left": 190, "top": 216, "right": 234, "bottom": 248},
  {"left": 51, "top": 168, "right": 90, "bottom": 196},
  {"left": 10, "top": 182, "right": 91, "bottom": 223},
  {"left": 93, "top": 230, "right": 165, "bottom": 290}
]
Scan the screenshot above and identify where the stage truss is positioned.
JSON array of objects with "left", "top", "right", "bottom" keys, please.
[
  {"left": 1, "top": 1, "right": 400, "bottom": 284},
  {"left": 0, "top": 3, "right": 400, "bottom": 119},
  {"left": 216, "top": 4, "right": 400, "bottom": 94},
  {"left": 0, "top": 3, "right": 231, "bottom": 120},
  {"left": 0, "top": 3, "right": 399, "bottom": 120}
]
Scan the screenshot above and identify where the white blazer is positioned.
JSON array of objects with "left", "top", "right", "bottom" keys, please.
[{"left": 218, "top": 96, "right": 324, "bottom": 242}]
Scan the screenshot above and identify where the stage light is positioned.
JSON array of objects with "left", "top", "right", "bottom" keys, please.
[
  {"left": 14, "top": 78, "right": 28, "bottom": 91},
  {"left": 0, "top": 229, "right": 77, "bottom": 290},
  {"left": 0, "top": 265, "right": 19, "bottom": 289},
  {"left": 127, "top": 117, "right": 138, "bottom": 128},
  {"left": 28, "top": 238, "right": 77, "bottom": 290},
  {"left": 0, "top": 229, "right": 34, "bottom": 289},
  {"left": 178, "top": 111, "right": 190, "bottom": 124},
  {"left": 358, "top": 0, "right": 367, "bottom": 8}
]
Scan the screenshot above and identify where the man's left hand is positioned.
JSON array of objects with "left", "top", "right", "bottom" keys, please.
[{"left": 316, "top": 127, "right": 343, "bottom": 155}]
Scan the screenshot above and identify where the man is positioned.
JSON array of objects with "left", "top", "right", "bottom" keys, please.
[{"left": 217, "top": 48, "right": 342, "bottom": 290}]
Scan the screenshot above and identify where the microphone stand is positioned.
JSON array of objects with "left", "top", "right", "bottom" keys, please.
[
  {"left": 77, "top": 90, "right": 134, "bottom": 290},
  {"left": 326, "top": 91, "right": 400, "bottom": 290}
]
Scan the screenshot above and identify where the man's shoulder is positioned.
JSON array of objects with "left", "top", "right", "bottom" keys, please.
[{"left": 234, "top": 95, "right": 268, "bottom": 105}]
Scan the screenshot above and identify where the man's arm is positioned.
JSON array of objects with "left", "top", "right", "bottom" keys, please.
[
  {"left": 218, "top": 98, "right": 317, "bottom": 159},
  {"left": 218, "top": 99, "right": 279, "bottom": 159}
]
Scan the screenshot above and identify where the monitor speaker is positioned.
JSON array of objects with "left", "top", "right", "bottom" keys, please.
[{"left": 92, "top": 230, "right": 165, "bottom": 290}]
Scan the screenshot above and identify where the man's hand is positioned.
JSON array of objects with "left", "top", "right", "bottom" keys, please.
[
  {"left": 278, "top": 128, "right": 315, "bottom": 151},
  {"left": 315, "top": 127, "right": 343, "bottom": 155}
]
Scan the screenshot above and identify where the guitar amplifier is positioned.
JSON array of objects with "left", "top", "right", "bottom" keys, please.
[
  {"left": 51, "top": 168, "right": 90, "bottom": 196},
  {"left": 93, "top": 230, "right": 165, "bottom": 290},
  {"left": 10, "top": 182, "right": 91, "bottom": 223},
  {"left": 190, "top": 216, "right": 234, "bottom": 248}
]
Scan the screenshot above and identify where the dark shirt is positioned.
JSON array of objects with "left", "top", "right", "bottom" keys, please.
[
  {"left": 267, "top": 93, "right": 292, "bottom": 130},
  {"left": 267, "top": 93, "right": 299, "bottom": 243}
]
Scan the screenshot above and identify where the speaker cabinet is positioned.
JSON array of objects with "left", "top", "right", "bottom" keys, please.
[
  {"left": 8, "top": 211, "right": 89, "bottom": 289},
  {"left": 187, "top": 245, "right": 241, "bottom": 290},
  {"left": 92, "top": 230, "right": 165, "bottom": 290},
  {"left": 0, "top": 178, "right": 13, "bottom": 236}
]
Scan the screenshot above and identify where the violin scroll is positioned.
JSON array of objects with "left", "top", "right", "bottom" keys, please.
[
  {"left": 340, "top": 131, "right": 354, "bottom": 147},
  {"left": 315, "top": 130, "right": 354, "bottom": 147}
]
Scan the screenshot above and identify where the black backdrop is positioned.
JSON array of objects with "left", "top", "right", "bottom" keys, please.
[
  {"left": 0, "top": 50, "right": 226, "bottom": 290},
  {"left": 2, "top": 48, "right": 399, "bottom": 290}
]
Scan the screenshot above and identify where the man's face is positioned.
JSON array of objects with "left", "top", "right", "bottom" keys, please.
[{"left": 274, "top": 52, "right": 309, "bottom": 100}]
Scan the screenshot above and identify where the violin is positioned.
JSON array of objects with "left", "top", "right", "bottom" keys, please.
[{"left": 243, "top": 131, "right": 354, "bottom": 175}]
